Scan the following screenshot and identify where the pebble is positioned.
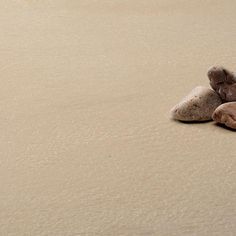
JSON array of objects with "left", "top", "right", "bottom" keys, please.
[
  {"left": 212, "top": 102, "right": 236, "bottom": 129},
  {"left": 207, "top": 66, "right": 236, "bottom": 102},
  {"left": 171, "top": 86, "right": 222, "bottom": 121}
]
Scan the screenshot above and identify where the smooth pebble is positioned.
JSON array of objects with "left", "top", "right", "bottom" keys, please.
[
  {"left": 171, "top": 86, "right": 222, "bottom": 121},
  {"left": 212, "top": 102, "right": 236, "bottom": 129},
  {"left": 207, "top": 66, "right": 236, "bottom": 102}
]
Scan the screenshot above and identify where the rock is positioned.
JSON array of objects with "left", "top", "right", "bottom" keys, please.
[
  {"left": 171, "top": 86, "right": 222, "bottom": 121},
  {"left": 207, "top": 66, "right": 236, "bottom": 102},
  {"left": 212, "top": 102, "right": 236, "bottom": 129}
]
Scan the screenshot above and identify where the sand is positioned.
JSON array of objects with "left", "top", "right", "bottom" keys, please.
[{"left": 0, "top": 0, "right": 235, "bottom": 235}]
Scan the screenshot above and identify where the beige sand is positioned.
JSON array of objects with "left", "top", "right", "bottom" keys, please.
[{"left": 0, "top": 1, "right": 235, "bottom": 235}]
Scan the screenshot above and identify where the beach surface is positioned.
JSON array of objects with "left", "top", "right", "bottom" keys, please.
[{"left": 0, "top": 1, "right": 236, "bottom": 235}]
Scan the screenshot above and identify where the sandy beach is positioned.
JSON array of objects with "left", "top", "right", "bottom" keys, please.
[{"left": 0, "top": 0, "right": 236, "bottom": 235}]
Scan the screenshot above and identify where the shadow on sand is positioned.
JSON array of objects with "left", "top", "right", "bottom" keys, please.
[
  {"left": 213, "top": 123, "right": 236, "bottom": 132},
  {"left": 178, "top": 120, "right": 212, "bottom": 124},
  {"left": 171, "top": 119, "right": 236, "bottom": 131}
]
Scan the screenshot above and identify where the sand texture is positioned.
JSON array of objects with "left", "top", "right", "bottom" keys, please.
[{"left": 0, "top": 1, "right": 236, "bottom": 235}]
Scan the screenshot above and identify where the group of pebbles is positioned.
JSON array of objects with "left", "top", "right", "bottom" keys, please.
[{"left": 171, "top": 66, "right": 236, "bottom": 129}]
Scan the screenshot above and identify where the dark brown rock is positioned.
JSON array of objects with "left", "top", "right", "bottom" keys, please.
[
  {"left": 212, "top": 102, "right": 236, "bottom": 129},
  {"left": 207, "top": 66, "right": 236, "bottom": 102}
]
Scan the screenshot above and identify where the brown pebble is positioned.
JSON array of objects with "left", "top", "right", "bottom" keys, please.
[
  {"left": 212, "top": 102, "right": 236, "bottom": 129},
  {"left": 170, "top": 86, "right": 222, "bottom": 121},
  {"left": 207, "top": 66, "right": 236, "bottom": 102}
]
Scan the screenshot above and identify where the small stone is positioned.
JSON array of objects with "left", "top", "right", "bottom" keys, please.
[
  {"left": 171, "top": 86, "right": 222, "bottom": 121},
  {"left": 212, "top": 102, "right": 236, "bottom": 129},
  {"left": 207, "top": 66, "right": 236, "bottom": 102}
]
